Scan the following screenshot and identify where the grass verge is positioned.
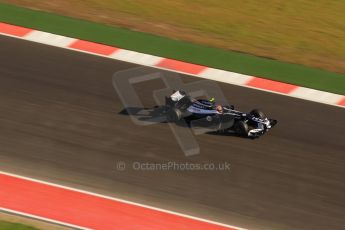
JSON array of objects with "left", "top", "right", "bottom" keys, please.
[
  {"left": 0, "top": 221, "right": 39, "bottom": 230},
  {"left": 0, "top": 2, "right": 344, "bottom": 94}
]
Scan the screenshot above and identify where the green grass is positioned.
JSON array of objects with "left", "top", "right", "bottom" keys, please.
[
  {"left": 0, "top": 221, "right": 39, "bottom": 230},
  {"left": 84, "top": 0, "right": 345, "bottom": 73},
  {"left": 0, "top": 2, "right": 344, "bottom": 94}
]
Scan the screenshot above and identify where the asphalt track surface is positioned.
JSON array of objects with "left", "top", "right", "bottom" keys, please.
[{"left": 0, "top": 35, "right": 345, "bottom": 230}]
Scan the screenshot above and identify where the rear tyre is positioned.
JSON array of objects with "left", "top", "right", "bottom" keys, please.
[
  {"left": 234, "top": 120, "right": 249, "bottom": 137},
  {"left": 250, "top": 109, "right": 266, "bottom": 119},
  {"left": 167, "top": 108, "right": 182, "bottom": 122}
]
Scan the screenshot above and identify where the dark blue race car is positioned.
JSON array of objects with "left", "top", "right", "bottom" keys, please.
[{"left": 165, "top": 90, "right": 277, "bottom": 138}]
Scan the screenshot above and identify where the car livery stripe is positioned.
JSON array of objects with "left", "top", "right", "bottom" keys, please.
[
  {"left": 0, "top": 171, "right": 245, "bottom": 230},
  {"left": 0, "top": 22, "right": 343, "bottom": 109}
]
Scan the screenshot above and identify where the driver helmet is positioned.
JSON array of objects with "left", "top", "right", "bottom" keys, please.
[{"left": 216, "top": 105, "right": 223, "bottom": 113}]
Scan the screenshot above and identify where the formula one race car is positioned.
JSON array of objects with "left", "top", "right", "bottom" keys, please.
[{"left": 164, "top": 90, "right": 277, "bottom": 138}]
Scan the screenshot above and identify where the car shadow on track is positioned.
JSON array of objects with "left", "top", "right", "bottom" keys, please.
[{"left": 118, "top": 107, "right": 247, "bottom": 139}]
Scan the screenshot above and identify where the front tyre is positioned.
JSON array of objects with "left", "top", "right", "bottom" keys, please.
[{"left": 250, "top": 109, "right": 266, "bottom": 119}]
